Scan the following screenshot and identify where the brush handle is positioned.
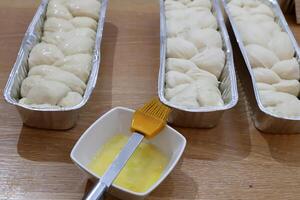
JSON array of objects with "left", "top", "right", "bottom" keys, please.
[
  {"left": 84, "top": 132, "right": 144, "bottom": 200},
  {"left": 85, "top": 182, "right": 107, "bottom": 200}
]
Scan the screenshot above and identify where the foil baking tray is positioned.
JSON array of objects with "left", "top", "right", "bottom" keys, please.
[
  {"left": 3, "top": 0, "right": 108, "bottom": 130},
  {"left": 158, "top": 0, "right": 239, "bottom": 128},
  {"left": 222, "top": 0, "right": 300, "bottom": 133}
]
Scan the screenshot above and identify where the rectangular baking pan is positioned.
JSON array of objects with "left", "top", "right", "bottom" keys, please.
[
  {"left": 158, "top": 0, "right": 239, "bottom": 128},
  {"left": 3, "top": 0, "right": 108, "bottom": 130},
  {"left": 222, "top": 0, "right": 300, "bottom": 133}
]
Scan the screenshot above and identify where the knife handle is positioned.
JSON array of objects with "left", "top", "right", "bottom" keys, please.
[{"left": 85, "top": 181, "right": 107, "bottom": 200}]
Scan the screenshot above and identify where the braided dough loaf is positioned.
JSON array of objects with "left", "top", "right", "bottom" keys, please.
[
  {"left": 164, "top": 0, "right": 225, "bottom": 109},
  {"left": 20, "top": 0, "right": 101, "bottom": 108},
  {"left": 228, "top": 0, "right": 300, "bottom": 117}
]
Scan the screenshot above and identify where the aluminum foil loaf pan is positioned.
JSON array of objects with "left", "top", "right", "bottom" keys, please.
[
  {"left": 3, "top": 0, "right": 108, "bottom": 130},
  {"left": 222, "top": 0, "right": 300, "bottom": 133},
  {"left": 158, "top": 0, "right": 239, "bottom": 128}
]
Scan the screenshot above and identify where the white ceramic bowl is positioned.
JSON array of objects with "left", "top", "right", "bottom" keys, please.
[{"left": 71, "top": 107, "right": 186, "bottom": 200}]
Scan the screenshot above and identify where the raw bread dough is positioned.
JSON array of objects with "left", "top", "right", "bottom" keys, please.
[
  {"left": 183, "top": 28, "right": 222, "bottom": 49},
  {"left": 22, "top": 78, "right": 71, "bottom": 105},
  {"left": 237, "top": 22, "right": 270, "bottom": 47},
  {"left": 58, "top": 36, "right": 94, "bottom": 55},
  {"left": 256, "top": 83, "right": 276, "bottom": 91},
  {"left": 268, "top": 31, "right": 295, "bottom": 60},
  {"left": 166, "top": 20, "right": 188, "bottom": 37},
  {"left": 166, "top": 58, "right": 199, "bottom": 73},
  {"left": 166, "top": 71, "right": 193, "bottom": 88},
  {"left": 55, "top": 54, "right": 92, "bottom": 82},
  {"left": 191, "top": 47, "right": 225, "bottom": 79},
  {"left": 58, "top": 91, "right": 83, "bottom": 107},
  {"left": 44, "top": 17, "right": 75, "bottom": 32},
  {"left": 167, "top": 37, "right": 198, "bottom": 59},
  {"left": 165, "top": 1, "right": 186, "bottom": 11},
  {"left": 28, "top": 65, "right": 86, "bottom": 95},
  {"left": 28, "top": 43, "right": 64, "bottom": 68},
  {"left": 259, "top": 90, "right": 298, "bottom": 107},
  {"left": 272, "top": 80, "right": 300, "bottom": 96},
  {"left": 271, "top": 58, "right": 300, "bottom": 80},
  {"left": 252, "top": 68, "right": 281, "bottom": 84},
  {"left": 170, "top": 88, "right": 199, "bottom": 108},
  {"left": 66, "top": 0, "right": 101, "bottom": 20},
  {"left": 246, "top": 44, "right": 279, "bottom": 68},
  {"left": 186, "top": 0, "right": 212, "bottom": 9},
  {"left": 267, "top": 101, "right": 300, "bottom": 117},
  {"left": 165, "top": 84, "right": 189, "bottom": 99},
  {"left": 46, "top": 0, "right": 73, "bottom": 20},
  {"left": 187, "top": 10, "right": 217, "bottom": 29},
  {"left": 70, "top": 17, "right": 98, "bottom": 30}
]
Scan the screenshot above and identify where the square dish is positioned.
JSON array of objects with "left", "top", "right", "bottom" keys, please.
[{"left": 71, "top": 107, "right": 186, "bottom": 200}]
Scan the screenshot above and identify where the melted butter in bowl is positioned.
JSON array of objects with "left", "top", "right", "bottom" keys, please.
[{"left": 87, "top": 134, "right": 168, "bottom": 193}]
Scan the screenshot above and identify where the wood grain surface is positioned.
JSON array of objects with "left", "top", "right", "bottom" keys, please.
[{"left": 1, "top": 0, "right": 300, "bottom": 200}]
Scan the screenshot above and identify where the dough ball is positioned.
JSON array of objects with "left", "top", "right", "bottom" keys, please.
[
  {"left": 268, "top": 32, "right": 295, "bottom": 60},
  {"left": 24, "top": 79, "right": 71, "bottom": 105},
  {"left": 44, "top": 17, "right": 75, "bottom": 32},
  {"left": 249, "top": 4, "right": 274, "bottom": 18},
  {"left": 187, "top": 10, "right": 217, "bottom": 30},
  {"left": 58, "top": 36, "right": 94, "bottom": 55},
  {"left": 58, "top": 91, "right": 83, "bottom": 107},
  {"left": 228, "top": 0, "right": 243, "bottom": 7},
  {"left": 70, "top": 17, "right": 98, "bottom": 30},
  {"left": 28, "top": 43, "right": 64, "bottom": 68},
  {"left": 42, "top": 31, "right": 66, "bottom": 45},
  {"left": 167, "top": 37, "right": 198, "bottom": 59},
  {"left": 21, "top": 75, "right": 44, "bottom": 97},
  {"left": 166, "top": 20, "right": 188, "bottom": 37},
  {"left": 271, "top": 58, "right": 300, "bottom": 80},
  {"left": 176, "top": 0, "right": 190, "bottom": 5},
  {"left": 55, "top": 54, "right": 92, "bottom": 82},
  {"left": 28, "top": 65, "right": 86, "bottom": 95},
  {"left": 245, "top": 44, "right": 279, "bottom": 68},
  {"left": 185, "top": 69, "right": 219, "bottom": 86},
  {"left": 228, "top": 4, "right": 248, "bottom": 17},
  {"left": 259, "top": 21, "right": 281, "bottom": 35},
  {"left": 237, "top": 21, "right": 270, "bottom": 47},
  {"left": 186, "top": 0, "right": 212, "bottom": 9},
  {"left": 166, "top": 58, "right": 198, "bottom": 73},
  {"left": 256, "top": 83, "right": 276, "bottom": 91},
  {"left": 196, "top": 88, "right": 224, "bottom": 107},
  {"left": 165, "top": 83, "right": 190, "bottom": 100},
  {"left": 191, "top": 47, "right": 225, "bottom": 79},
  {"left": 183, "top": 28, "right": 222, "bottom": 49},
  {"left": 235, "top": 13, "right": 273, "bottom": 22},
  {"left": 272, "top": 80, "right": 300, "bottom": 96},
  {"left": 165, "top": 1, "right": 186, "bottom": 11},
  {"left": 165, "top": 10, "right": 187, "bottom": 20},
  {"left": 46, "top": 0, "right": 73, "bottom": 20},
  {"left": 66, "top": 28, "right": 96, "bottom": 40},
  {"left": 267, "top": 101, "right": 300, "bottom": 118},
  {"left": 259, "top": 90, "right": 298, "bottom": 107},
  {"left": 252, "top": 68, "right": 281, "bottom": 84},
  {"left": 165, "top": 71, "right": 193, "bottom": 88},
  {"left": 169, "top": 85, "right": 199, "bottom": 108},
  {"left": 66, "top": 0, "right": 101, "bottom": 20}
]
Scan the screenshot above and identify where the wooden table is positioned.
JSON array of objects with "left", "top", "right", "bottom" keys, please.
[{"left": 1, "top": 0, "right": 300, "bottom": 199}]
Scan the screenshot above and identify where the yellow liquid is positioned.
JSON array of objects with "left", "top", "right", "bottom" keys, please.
[{"left": 88, "top": 134, "right": 168, "bottom": 193}]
